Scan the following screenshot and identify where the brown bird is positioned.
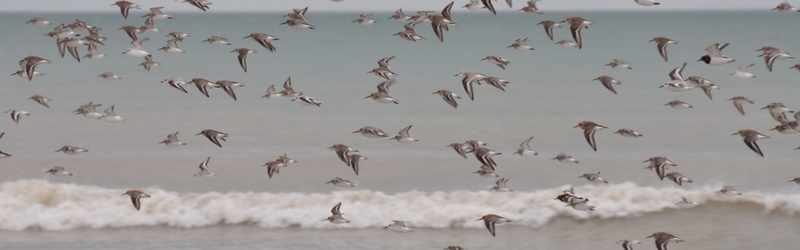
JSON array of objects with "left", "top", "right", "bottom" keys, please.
[{"left": 573, "top": 121, "right": 608, "bottom": 151}]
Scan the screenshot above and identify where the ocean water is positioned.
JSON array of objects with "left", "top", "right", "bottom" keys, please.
[{"left": 1, "top": 8, "right": 800, "bottom": 249}]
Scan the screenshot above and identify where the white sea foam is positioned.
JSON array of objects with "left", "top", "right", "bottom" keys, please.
[{"left": 1, "top": 180, "right": 798, "bottom": 231}]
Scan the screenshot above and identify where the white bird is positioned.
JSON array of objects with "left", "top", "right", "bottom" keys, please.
[
  {"left": 565, "top": 200, "right": 595, "bottom": 211},
  {"left": 731, "top": 63, "right": 756, "bottom": 79},
  {"left": 84, "top": 42, "right": 106, "bottom": 59},
  {"left": 26, "top": 17, "right": 52, "bottom": 26},
  {"left": 122, "top": 37, "right": 151, "bottom": 58},
  {"left": 472, "top": 165, "right": 499, "bottom": 177},
  {"left": 491, "top": 177, "right": 513, "bottom": 192},
  {"left": 122, "top": 190, "right": 150, "bottom": 211},
  {"left": 477, "top": 214, "right": 512, "bottom": 237},
  {"left": 73, "top": 102, "right": 103, "bottom": 119},
  {"left": 507, "top": 37, "right": 534, "bottom": 51},
  {"left": 481, "top": 55, "right": 510, "bottom": 70},
  {"left": 455, "top": 70, "right": 487, "bottom": 101},
  {"left": 202, "top": 36, "right": 231, "bottom": 46},
  {"left": 100, "top": 105, "right": 125, "bottom": 123},
  {"left": 773, "top": 1, "right": 800, "bottom": 13},
  {"left": 353, "top": 14, "right": 376, "bottom": 25},
  {"left": 10, "top": 70, "right": 45, "bottom": 79},
  {"left": 613, "top": 128, "right": 643, "bottom": 138},
  {"left": 659, "top": 63, "right": 694, "bottom": 92},
  {"left": 158, "top": 38, "right": 185, "bottom": 54},
  {"left": 44, "top": 166, "right": 73, "bottom": 176},
  {"left": 384, "top": 220, "right": 413, "bottom": 233},
  {"left": 325, "top": 177, "right": 356, "bottom": 188},
  {"left": 292, "top": 96, "right": 322, "bottom": 107},
  {"left": 551, "top": 152, "right": 579, "bottom": 163},
  {"left": 193, "top": 157, "right": 216, "bottom": 177},
  {"left": 698, "top": 43, "right": 735, "bottom": 65},
  {"left": 675, "top": 197, "right": 698, "bottom": 207},
  {"left": 579, "top": 172, "right": 608, "bottom": 184},
  {"left": 325, "top": 202, "right": 351, "bottom": 224},
  {"left": 555, "top": 39, "right": 578, "bottom": 48},
  {"left": 463, "top": 0, "right": 486, "bottom": 10},
  {"left": 664, "top": 100, "right": 693, "bottom": 109},
  {"left": 718, "top": 186, "right": 742, "bottom": 196},
  {"left": 5, "top": 109, "right": 30, "bottom": 124},
  {"left": 512, "top": 136, "right": 538, "bottom": 156},
  {"left": 262, "top": 85, "right": 283, "bottom": 99},
  {"left": 352, "top": 126, "right": 389, "bottom": 139},
  {"left": 390, "top": 124, "right": 419, "bottom": 143},
  {"left": 728, "top": 96, "right": 754, "bottom": 115},
  {"left": 143, "top": 6, "right": 173, "bottom": 21},
  {"left": 520, "top": 0, "right": 543, "bottom": 14},
  {"left": 159, "top": 132, "right": 187, "bottom": 147},
  {"left": 161, "top": 77, "right": 189, "bottom": 93},
  {"left": 365, "top": 79, "right": 399, "bottom": 104},
  {"left": 634, "top": 0, "right": 660, "bottom": 6},
  {"left": 55, "top": 145, "right": 89, "bottom": 155},
  {"left": 99, "top": 71, "right": 122, "bottom": 80},
  {"left": 432, "top": 89, "right": 461, "bottom": 109}
]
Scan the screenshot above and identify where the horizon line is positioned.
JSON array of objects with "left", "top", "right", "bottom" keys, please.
[{"left": 0, "top": 9, "right": 775, "bottom": 13}]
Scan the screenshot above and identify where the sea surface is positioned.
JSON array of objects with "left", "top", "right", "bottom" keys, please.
[{"left": 1, "top": 8, "right": 799, "bottom": 250}]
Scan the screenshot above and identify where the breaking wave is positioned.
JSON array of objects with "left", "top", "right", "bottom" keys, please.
[{"left": 1, "top": 179, "right": 798, "bottom": 231}]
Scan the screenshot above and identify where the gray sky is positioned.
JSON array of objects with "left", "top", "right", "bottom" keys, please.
[{"left": 0, "top": 0, "right": 779, "bottom": 12}]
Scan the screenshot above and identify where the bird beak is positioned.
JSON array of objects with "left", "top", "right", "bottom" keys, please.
[
  {"left": 572, "top": 125, "right": 580, "bottom": 128},
  {"left": 730, "top": 133, "right": 738, "bottom": 136}
]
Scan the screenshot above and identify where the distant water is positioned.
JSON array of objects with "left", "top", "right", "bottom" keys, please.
[{"left": 1, "top": 10, "right": 800, "bottom": 249}]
